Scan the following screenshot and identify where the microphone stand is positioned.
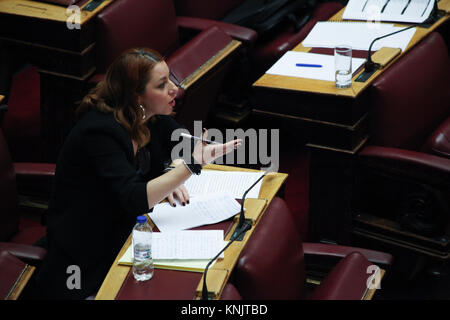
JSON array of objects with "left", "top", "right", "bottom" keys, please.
[
  {"left": 201, "top": 223, "right": 251, "bottom": 300},
  {"left": 364, "top": 23, "right": 419, "bottom": 73},
  {"left": 356, "top": 23, "right": 420, "bottom": 82},
  {"left": 356, "top": 0, "right": 442, "bottom": 82},
  {"left": 231, "top": 171, "right": 268, "bottom": 241},
  {"left": 201, "top": 170, "right": 268, "bottom": 300}
]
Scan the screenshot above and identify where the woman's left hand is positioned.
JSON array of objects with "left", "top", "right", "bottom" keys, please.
[{"left": 167, "top": 184, "right": 190, "bottom": 207}]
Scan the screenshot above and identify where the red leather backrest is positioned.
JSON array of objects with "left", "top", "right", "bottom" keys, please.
[
  {"left": 0, "top": 129, "right": 20, "bottom": 241},
  {"left": 369, "top": 32, "right": 450, "bottom": 151},
  {"left": 421, "top": 116, "right": 450, "bottom": 159},
  {"left": 166, "top": 26, "right": 232, "bottom": 82},
  {"left": 173, "top": 0, "right": 244, "bottom": 20},
  {"left": 220, "top": 283, "right": 243, "bottom": 300},
  {"left": 95, "top": 0, "right": 179, "bottom": 73},
  {"left": 232, "top": 197, "right": 306, "bottom": 299},
  {"left": 0, "top": 250, "right": 27, "bottom": 300}
]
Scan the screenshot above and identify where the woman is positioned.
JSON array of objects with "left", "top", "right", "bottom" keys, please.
[{"left": 34, "top": 48, "right": 241, "bottom": 299}]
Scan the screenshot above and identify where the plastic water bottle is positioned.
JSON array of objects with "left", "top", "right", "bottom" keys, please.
[{"left": 132, "top": 215, "right": 154, "bottom": 281}]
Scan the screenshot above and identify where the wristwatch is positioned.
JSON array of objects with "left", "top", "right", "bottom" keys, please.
[
  {"left": 163, "top": 160, "right": 202, "bottom": 175},
  {"left": 184, "top": 160, "right": 202, "bottom": 175}
]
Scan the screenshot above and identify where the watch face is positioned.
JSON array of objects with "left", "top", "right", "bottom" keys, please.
[{"left": 189, "top": 163, "right": 202, "bottom": 175}]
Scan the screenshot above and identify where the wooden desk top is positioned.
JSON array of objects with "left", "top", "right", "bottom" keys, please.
[
  {"left": 0, "top": 0, "right": 111, "bottom": 23},
  {"left": 95, "top": 165, "right": 288, "bottom": 300},
  {"left": 253, "top": 0, "right": 450, "bottom": 98}
]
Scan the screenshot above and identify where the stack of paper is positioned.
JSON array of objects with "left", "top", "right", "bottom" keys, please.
[
  {"left": 152, "top": 230, "right": 225, "bottom": 260},
  {"left": 149, "top": 192, "right": 241, "bottom": 233},
  {"left": 343, "top": 0, "right": 434, "bottom": 23},
  {"left": 302, "top": 22, "right": 416, "bottom": 51},
  {"left": 119, "top": 230, "right": 227, "bottom": 272},
  {"left": 265, "top": 51, "right": 366, "bottom": 82},
  {"left": 184, "top": 170, "right": 265, "bottom": 199},
  {"left": 118, "top": 245, "right": 217, "bottom": 272}
]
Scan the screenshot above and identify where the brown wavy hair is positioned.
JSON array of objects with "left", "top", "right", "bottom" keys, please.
[{"left": 76, "top": 48, "right": 164, "bottom": 147}]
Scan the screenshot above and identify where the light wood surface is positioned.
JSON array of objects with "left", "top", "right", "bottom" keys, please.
[
  {"left": 180, "top": 40, "right": 242, "bottom": 90},
  {"left": 253, "top": 0, "right": 450, "bottom": 97},
  {"left": 363, "top": 269, "right": 386, "bottom": 300},
  {"left": 0, "top": 0, "right": 111, "bottom": 23},
  {"left": 7, "top": 265, "right": 35, "bottom": 300},
  {"left": 95, "top": 165, "right": 288, "bottom": 300}
]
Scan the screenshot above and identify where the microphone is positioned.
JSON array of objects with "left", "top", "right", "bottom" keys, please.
[
  {"left": 363, "top": 0, "right": 441, "bottom": 75},
  {"left": 200, "top": 169, "right": 270, "bottom": 300},
  {"left": 364, "top": 23, "right": 418, "bottom": 73},
  {"left": 200, "top": 223, "right": 251, "bottom": 300},
  {"left": 232, "top": 170, "right": 269, "bottom": 241}
]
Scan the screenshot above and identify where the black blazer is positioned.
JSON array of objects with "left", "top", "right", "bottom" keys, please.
[{"left": 36, "top": 109, "right": 183, "bottom": 299}]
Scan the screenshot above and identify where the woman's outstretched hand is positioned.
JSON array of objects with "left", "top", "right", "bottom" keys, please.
[{"left": 192, "top": 129, "right": 242, "bottom": 165}]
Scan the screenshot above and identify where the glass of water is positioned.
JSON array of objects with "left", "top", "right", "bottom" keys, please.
[{"left": 334, "top": 45, "right": 352, "bottom": 88}]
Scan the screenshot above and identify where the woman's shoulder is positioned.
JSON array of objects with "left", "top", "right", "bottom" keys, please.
[
  {"left": 152, "top": 115, "right": 183, "bottom": 131},
  {"left": 73, "top": 109, "right": 130, "bottom": 145},
  {"left": 78, "top": 109, "right": 124, "bottom": 133}
]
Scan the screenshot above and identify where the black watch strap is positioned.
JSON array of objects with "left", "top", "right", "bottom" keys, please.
[{"left": 186, "top": 162, "right": 202, "bottom": 175}]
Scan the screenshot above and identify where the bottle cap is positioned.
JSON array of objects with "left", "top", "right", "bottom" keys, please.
[{"left": 136, "top": 215, "right": 147, "bottom": 223}]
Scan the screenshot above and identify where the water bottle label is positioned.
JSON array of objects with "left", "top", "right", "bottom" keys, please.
[{"left": 134, "top": 248, "right": 151, "bottom": 260}]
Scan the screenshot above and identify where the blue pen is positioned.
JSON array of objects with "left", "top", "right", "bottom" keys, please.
[{"left": 296, "top": 63, "right": 322, "bottom": 68}]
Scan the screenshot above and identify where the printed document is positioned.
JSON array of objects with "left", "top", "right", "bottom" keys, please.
[
  {"left": 149, "top": 192, "right": 241, "bottom": 232},
  {"left": 343, "top": 0, "right": 434, "bottom": 23},
  {"left": 152, "top": 230, "right": 225, "bottom": 260},
  {"left": 302, "top": 22, "right": 416, "bottom": 51},
  {"left": 184, "top": 170, "right": 264, "bottom": 199}
]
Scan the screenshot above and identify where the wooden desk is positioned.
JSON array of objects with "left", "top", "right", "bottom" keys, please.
[
  {"left": 95, "top": 165, "right": 288, "bottom": 300},
  {"left": 255, "top": 0, "right": 450, "bottom": 97},
  {"left": 0, "top": 0, "right": 111, "bottom": 161},
  {"left": 251, "top": 3, "right": 449, "bottom": 244}
]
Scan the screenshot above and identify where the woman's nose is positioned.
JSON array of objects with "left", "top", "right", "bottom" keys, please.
[{"left": 169, "top": 80, "right": 179, "bottom": 96}]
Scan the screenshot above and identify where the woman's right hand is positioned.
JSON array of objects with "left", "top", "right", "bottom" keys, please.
[{"left": 192, "top": 129, "right": 242, "bottom": 165}]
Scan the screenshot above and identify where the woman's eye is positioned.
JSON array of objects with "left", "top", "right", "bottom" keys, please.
[{"left": 158, "top": 82, "right": 166, "bottom": 89}]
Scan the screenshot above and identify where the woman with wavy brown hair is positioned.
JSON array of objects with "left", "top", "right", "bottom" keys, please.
[{"left": 33, "top": 48, "right": 241, "bottom": 299}]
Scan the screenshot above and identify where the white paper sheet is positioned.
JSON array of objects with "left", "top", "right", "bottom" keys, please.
[
  {"left": 302, "top": 22, "right": 416, "bottom": 51},
  {"left": 265, "top": 51, "right": 366, "bottom": 82},
  {"left": 343, "top": 0, "right": 434, "bottom": 23},
  {"left": 149, "top": 192, "right": 241, "bottom": 232},
  {"left": 184, "top": 170, "right": 265, "bottom": 199},
  {"left": 152, "top": 230, "right": 225, "bottom": 260}
]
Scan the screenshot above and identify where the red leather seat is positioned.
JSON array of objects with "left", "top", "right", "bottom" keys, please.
[
  {"left": 93, "top": 0, "right": 255, "bottom": 132},
  {"left": 219, "top": 283, "right": 243, "bottom": 300},
  {"left": 230, "top": 197, "right": 392, "bottom": 299},
  {"left": 354, "top": 32, "right": 450, "bottom": 267},
  {"left": 0, "top": 66, "right": 44, "bottom": 162},
  {"left": 0, "top": 127, "right": 49, "bottom": 299},
  {"left": 0, "top": 127, "right": 54, "bottom": 246},
  {"left": 0, "top": 250, "right": 36, "bottom": 300}
]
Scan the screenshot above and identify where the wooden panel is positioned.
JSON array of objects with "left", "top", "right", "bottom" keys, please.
[
  {"left": 7, "top": 265, "right": 35, "bottom": 300},
  {"left": 0, "top": 0, "right": 111, "bottom": 23}
]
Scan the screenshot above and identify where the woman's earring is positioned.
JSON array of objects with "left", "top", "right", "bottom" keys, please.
[{"left": 139, "top": 104, "right": 146, "bottom": 120}]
